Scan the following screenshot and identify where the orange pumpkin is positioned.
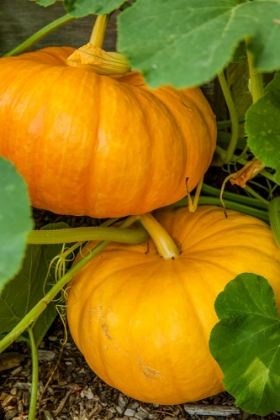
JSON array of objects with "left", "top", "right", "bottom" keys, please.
[
  {"left": 0, "top": 47, "right": 216, "bottom": 218},
  {"left": 67, "top": 206, "right": 280, "bottom": 404}
]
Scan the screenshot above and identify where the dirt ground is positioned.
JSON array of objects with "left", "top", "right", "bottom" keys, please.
[{"left": 1, "top": 315, "right": 279, "bottom": 420}]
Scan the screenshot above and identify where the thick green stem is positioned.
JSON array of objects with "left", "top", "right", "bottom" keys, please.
[
  {"left": 244, "top": 185, "right": 270, "bottom": 206},
  {"left": 27, "top": 327, "right": 39, "bottom": 420},
  {"left": 269, "top": 197, "right": 280, "bottom": 248},
  {"left": 201, "top": 183, "right": 268, "bottom": 210},
  {"left": 218, "top": 71, "right": 239, "bottom": 164},
  {"left": 217, "top": 118, "right": 245, "bottom": 129},
  {"left": 3, "top": 14, "right": 75, "bottom": 57},
  {"left": 27, "top": 225, "right": 148, "bottom": 245},
  {"left": 170, "top": 196, "right": 269, "bottom": 223},
  {"left": 138, "top": 213, "right": 180, "bottom": 260},
  {"left": 246, "top": 38, "right": 265, "bottom": 103},
  {"left": 0, "top": 216, "right": 142, "bottom": 353},
  {"left": 90, "top": 14, "right": 110, "bottom": 47}
]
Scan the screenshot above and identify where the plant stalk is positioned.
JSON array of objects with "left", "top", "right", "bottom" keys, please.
[
  {"left": 3, "top": 14, "right": 75, "bottom": 57},
  {"left": 218, "top": 71, "right": 239, "bottom": 164},
  {"left": 188, "top": 176, "right": 204, "bottom": 212},
  {"left": 170, "top": 196, "right": 269, "bottom": 223},
  {"left": 27, "top": 225, "right": 149, "bottom": 245},
  {"left": 138, "top": 213, "right": 180, "bottom": 259},
  {"left": 217, "top": 118, "right": 245, "bottom": 129},
  {"left": 90, "top": 14, "right": 110, "bottom": 47},
  {"left": 201, "top": 183, "right": 268, "bottom": 210},
  {"left": 246, "top": 38, "right": 265, "bottom": 103},
  {"left": 244, "top": 185, "right": 270, "bottom": 206},
  {"left": 27, "top": 327, "right": 39, "bottom": 420}
]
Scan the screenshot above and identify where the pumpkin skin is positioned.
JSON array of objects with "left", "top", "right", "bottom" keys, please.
[
  {"left": 0, "top": 47, "right": 216, "bottom": 218},
  {"left": 67, "top": 206, "right": 280, "bottom": 404}
]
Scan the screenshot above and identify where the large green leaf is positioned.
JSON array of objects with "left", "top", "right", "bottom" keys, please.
[
  {"left": 246, "top": 72, "right": 280, "bottom": 184},
  {"left": 0, "top": 158, "right": 33, "bottom": 292},
  {"left": 209, "top": 273, "right": 280, "bottom": 416},
  {"left": 118, "top": 0, "right": 280, "bottom": 88},
  {"left": 0, "top": 223, "right": 70, "bottom": 347},
  {"left": 64, "top": 0, "right": 126, "bottom": 17},
  {"left": 226, "top": 62, "right": 252, "bottom": 136}
]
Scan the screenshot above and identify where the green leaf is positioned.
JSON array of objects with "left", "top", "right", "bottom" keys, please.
[
  {"left": 209, "top": 273, "right": 280, "bottom": 416},
  {"left": 118, "top": 0, "right": 280, "bottom": 88},
  {"left": 35, "top": 0, "right": 58, "bottom": 6},
  {"left": 226, "top": 62, "right": 252, "bottom": 137},
  {"left": 246, "top": 72, "right": 280, "bottom": 184},
  {"left": 64, "top": 0, "right": 126, "bottom": 17},
  {"left": 231, "top": 41, "right": 247, "bottom": 64},
  {"left": 0, "top": 158, "right": 33, "bottom": 292},
  {"left": 0, "top": 223, "right": 70, "bottom": 347}
]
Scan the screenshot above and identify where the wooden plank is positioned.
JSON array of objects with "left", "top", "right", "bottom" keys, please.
[
  {"left": 184, "top": 404, "right": 240, "bottom": 417},
  {"left": 0, "top": 0, "right": 118, "bottom": 56}
]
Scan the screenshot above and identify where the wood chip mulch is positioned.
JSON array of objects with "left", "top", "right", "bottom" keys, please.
[{"left": 1, "top": 317, "right": 280, "bottom": 420}]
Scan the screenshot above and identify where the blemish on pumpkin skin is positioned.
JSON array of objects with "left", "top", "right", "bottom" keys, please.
[
  {"left": 101, "top": 323, "right": 113, "bottom": 340},
  {"left": 136, "top": 355, "right": 162, "bottom": 380},
  {"left": 89, "top": 306, "right": 103, "bottom": 320},
  {"left": 88, "top": 306, "right": 121, "bottom": 350},
  {"left": 142, "top": 365, "right": 162, "bottom": 380}
]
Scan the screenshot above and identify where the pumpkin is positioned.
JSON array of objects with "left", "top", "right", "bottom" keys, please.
[
  {"left": 67, "top": 205, "right": 280, "bottom": 404},
  {"left": 0, "top": 46, "right": 216, "bottom": 218}
]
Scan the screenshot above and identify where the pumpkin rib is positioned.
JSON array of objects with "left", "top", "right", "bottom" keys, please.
[
  {"left": 185, "top": 237, "right": 276, "bottom": 256},
  {"left": 85, "top": 71, "right": 103, "bottom": 212},
  {"left": 120, "top": 88, "right": 181, "bottom": 207},
  {"left": 172, "top": 265, "right": 219, "bottom": 375},
  {"left": 20, "top": 46, "right": 75, "bottom": 65},
  {"left": 30, "top": 66, "right": 86, "bottom": 209},
  {"left": 95, "top": 79, "right": 155, "bottom": 211},
  {"left": 124, "top": 291, "right": 158, "bottom": 399},
  {"left": 175, "top": 209, "right": 268, "bottom": 251},
  {"left": 149, "top": 87, "right": 216, "bottom": 183},
  {"left": 37, "top": 67, "right": 73, "bottom": 204}
]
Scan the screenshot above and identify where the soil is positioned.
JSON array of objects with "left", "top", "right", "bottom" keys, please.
[{"left": 1, "top": 318, "right": 280, "bottom": 420}]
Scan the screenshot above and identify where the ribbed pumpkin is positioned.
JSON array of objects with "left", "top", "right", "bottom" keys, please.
[
  {"left": 0, "top": 46, "right": 216, "bottom": 218},
  {"left": 67, "top": 206, "right": 280, "bottom": 404}
]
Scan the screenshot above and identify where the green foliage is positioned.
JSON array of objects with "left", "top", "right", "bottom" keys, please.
[
  {"left": 0, "top": 223, "right": 69, "bottom": 347},
  {"left": 64, "top": 0, "right": 127, "bottom": 17},
  {"left": 35, "top": 0, "right": 58, "bottom": 6},
  {"left": 118, "top": 0, "right": 280, "bottom": 88},
  {"left": 0, "top": 158, "right": 33, "bottom": 292},
  {"left": 210, "top": 273, "right": 280, "bottom": 415},
  {"left": 246, "top": 72, "right": 280, "bottom": 184}
]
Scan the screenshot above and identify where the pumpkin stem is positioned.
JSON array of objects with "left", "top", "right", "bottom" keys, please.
[
  {"left": 90, "top": 14, "right": 110, "bottom": 48},
  {"left": 66, "top": 44, "right": 130, "bottom": 75},
  {"left": 138, "top": 213, "right": 180, "bottom": 260},
  {"left": 66, "top": 13, "right": 130, "bottom": 75}
]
